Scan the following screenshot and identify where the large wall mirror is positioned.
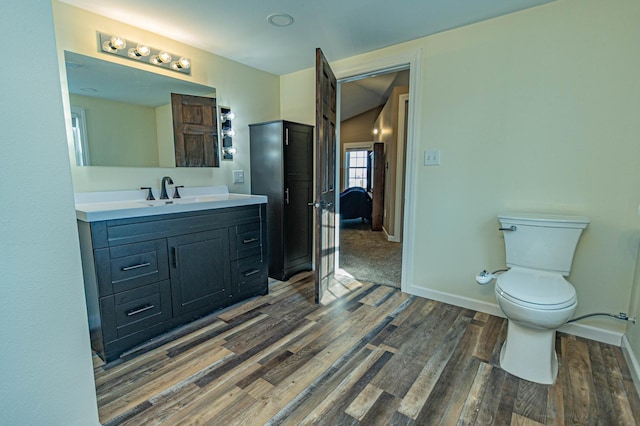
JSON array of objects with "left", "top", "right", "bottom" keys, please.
[{"left": 64, "top": 51, "right": 217, "bottom": 168}]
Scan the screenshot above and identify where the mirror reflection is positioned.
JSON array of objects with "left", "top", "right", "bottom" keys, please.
[{"left": 64, "top": 51, "right": 216, "bottom": 167}]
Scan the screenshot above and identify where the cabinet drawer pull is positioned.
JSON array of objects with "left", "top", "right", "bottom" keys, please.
[
  {"left": 242, "top": 237, "right": 259, "bottom": 244},
  {"left": 172, "top": 247, "right": 178, "bottom": 268},
  {"left": 126, "top": 304, "right": 155, "bottom": 316},
  {"left": 121, "top": 262, "right": 151, "bottom": 271},
  {"left": 243, "top": 269, "right": 261, "bottom": 277}
]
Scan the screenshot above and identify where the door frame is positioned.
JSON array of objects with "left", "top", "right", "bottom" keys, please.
[
  {"left": 389, "top": 92, "right": 410, "bottom": 243},
  {"left": 334, "top": 49, "right": 422, "bottom": 293}
]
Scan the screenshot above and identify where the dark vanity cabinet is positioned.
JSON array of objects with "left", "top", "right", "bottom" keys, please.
[
  {"left": 78, "top": 204, "right": 267, "bottom": 362},
  {"left": 249, "top": 120, "right": 313, "bottom": 281}
]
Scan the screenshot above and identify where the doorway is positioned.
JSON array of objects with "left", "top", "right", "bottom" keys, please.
[{"left": 336, "top": 68, "right": 410, "bottom": 289}]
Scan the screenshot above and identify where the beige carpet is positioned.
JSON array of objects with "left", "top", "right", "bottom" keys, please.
[{"left": 338, "top": 219, "right": 402, "bottom": 287}]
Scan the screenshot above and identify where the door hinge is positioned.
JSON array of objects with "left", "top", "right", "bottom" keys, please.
[{"left": 285, "top": 128, "right": 289, "bottom": 145}]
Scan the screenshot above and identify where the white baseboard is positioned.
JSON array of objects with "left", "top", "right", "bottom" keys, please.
[
  {"left": 381, "top": 226, "right": 401, "bottom": 243},
  {"left": 559, "top": 322, "right": 622, "bottom": 346},
  {"left": 407, "top": 284, "right": 504, "bottom": 318},
  {"left": 406, "top": 284, "right": 624, "bottom": 346},
  {"left": 622, "top": 336, "right": 640, "bottom": 398}
]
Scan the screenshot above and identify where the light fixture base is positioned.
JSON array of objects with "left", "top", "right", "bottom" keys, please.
[{"left": 97, "top": 32, "right": 191, "bottom": 75}]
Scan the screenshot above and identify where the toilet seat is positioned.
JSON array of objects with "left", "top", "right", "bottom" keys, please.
[{"left": 496, "top": 268, "right": 576, "bottom": 310}]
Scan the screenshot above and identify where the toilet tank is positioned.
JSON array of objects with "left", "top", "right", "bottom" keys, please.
[{"left": 498, "top": 212, "right": 589, "bottom": 275}]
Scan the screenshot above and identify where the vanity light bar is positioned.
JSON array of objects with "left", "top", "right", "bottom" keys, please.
[
  {"left": 97, "top": 32, "right": 191, "bottom": 75},
  {"left": 220, "top": 106, "right": 235, "bottom": 161}
]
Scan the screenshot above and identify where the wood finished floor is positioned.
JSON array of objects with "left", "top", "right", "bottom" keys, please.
[{"left": 94, "top": 273, "right": 640, "bottom": 425}]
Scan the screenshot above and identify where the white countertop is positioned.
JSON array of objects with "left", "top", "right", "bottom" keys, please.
[{"left": 75, "top": 186, "right": 267, "bottom": 222}]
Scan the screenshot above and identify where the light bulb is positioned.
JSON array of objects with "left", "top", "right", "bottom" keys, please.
[
  {"left": 110, "top": 36, "right": 126, "bottom": 50},
  {"left": 221, "top": 112, "right": 235, "bottom": 122},
  {"left": 128, "top": 43, "right": 150, "bottom": 58},
  {"left": 178, "top": 57, "right": 191, "bottom": 69},
  {"left": 222, "top": 128, "right": 236, "bottom": 137},
  {"left": 224, "top": 146, "right": 237, "bottom": 155},
  {"left": 102, "top": 36, "right": 126, "bottom": 52},
  {"left": 170, "top": 57, "right": 191, "bottom": 70},
  {"left": 151, "top": 51, "right": 172, "bottom": 65}
]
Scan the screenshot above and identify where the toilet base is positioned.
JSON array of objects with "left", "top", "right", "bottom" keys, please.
[{"left": 499, "top": 320, "right": 558, "bottom": 385}]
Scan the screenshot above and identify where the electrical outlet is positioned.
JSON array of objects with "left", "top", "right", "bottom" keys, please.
[
  {"left": 424, "top": 150, "right": 441, "bottom": 166},
  {"left": 233, "top": 170, "right": 244, "bottom": 184}
]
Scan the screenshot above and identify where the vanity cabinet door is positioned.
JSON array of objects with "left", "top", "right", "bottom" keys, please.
[{"left": 168, "top": 230, "right": 230, "bottom": 318}]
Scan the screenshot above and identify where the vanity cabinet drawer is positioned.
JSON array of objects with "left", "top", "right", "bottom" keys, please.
[
  {"left": 96, "top": 239, "right": 169, "bottom": 296},
  {"left": 100, "top": 280, "right": 172, "bottom": 343},
  {"left": 229, "top": 222, "right": 263, "bottom": 260},
  {"left": 231, "top": 255, "right": 268, "bottom": 296}
]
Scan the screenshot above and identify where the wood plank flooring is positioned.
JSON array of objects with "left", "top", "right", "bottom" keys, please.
[{"left": 94, "top": 273, "right": 640, "bottom": 425}]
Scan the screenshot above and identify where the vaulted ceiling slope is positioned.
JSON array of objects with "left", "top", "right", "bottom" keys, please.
[
  {"left": 59, "top": 0, "right": 555, "bottom": 76},
  {"left": 341, "top": 70, "right": 410, "bottom": 121}
]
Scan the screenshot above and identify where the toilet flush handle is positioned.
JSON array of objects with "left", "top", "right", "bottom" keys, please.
[{"left": 499, "top": 225, "right": 517, "bottom": 231}]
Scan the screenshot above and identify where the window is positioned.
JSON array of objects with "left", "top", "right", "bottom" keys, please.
[
  {"left": 71, "top": 106, "right": 90, "bottom": 166},
  {"left": 346, "top": 150, "right": 369, "bottom": 188}
]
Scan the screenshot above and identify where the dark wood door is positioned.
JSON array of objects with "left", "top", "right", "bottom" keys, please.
[
  {"left": 314, "top": 48, "right": 337, "bottom": 304},
  {"left": 172, "top": 93, "right": 220, "bottom": 167},
  {"left": 371, "top": 142, "right": 385, "bottom": 231},
  {"left": 168, "top": 230, "right": 228, "bottom": 317}
]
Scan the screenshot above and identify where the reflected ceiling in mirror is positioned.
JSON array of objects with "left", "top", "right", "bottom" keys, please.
[{"left": 64, "top": 51, "right": 216, "bottom": 167}]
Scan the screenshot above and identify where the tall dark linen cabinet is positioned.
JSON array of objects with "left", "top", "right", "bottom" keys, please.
[{"left": 249, "top": 120, "right": 313, "bottom": 281}]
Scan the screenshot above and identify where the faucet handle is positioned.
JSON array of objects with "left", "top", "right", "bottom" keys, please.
[
  {"left": 173, "top": 185, "right": 184, "bottom": 199},
  {"left": 141, "top": 187, "right": 155, "bottom": 200}
]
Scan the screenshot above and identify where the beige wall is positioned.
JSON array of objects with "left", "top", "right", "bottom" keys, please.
[
  {"left": 280, "top": 0, "right": 640, "bottom": 342},
  {"left": 341, "top": 106, "right": 383, "bottom": 143},
  {"left": 54, "top": 1, "right": 280, "bottom": 193},
  {"left": 0, "top": 1, "right": 99, "bottom": 424},
  {"left": 70, "top": 94, "right": 159, "bottom": 167}
]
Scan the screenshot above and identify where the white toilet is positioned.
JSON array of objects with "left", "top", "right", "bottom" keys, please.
[{"left": 495, "top": 212, "right": 589, "bottom": 385}]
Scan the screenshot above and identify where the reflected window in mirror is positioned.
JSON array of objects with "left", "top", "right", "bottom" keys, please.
[{"left": 71, "top": 106, "right": 89, "bottom": 166}]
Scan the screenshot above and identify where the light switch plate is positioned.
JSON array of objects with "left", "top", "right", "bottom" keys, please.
[
  {"left": 233, "top": 170, "right": 244, "bottom": 183},
  {"left": 424, "top": 150, "right": 441, "bottom": 166}
]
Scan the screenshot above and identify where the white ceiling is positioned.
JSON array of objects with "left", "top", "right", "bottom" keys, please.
[{"left": 59, "top": 0, "right": 554, "bottom": 76}]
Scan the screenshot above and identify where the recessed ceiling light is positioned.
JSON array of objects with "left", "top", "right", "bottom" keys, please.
[{"left": 267, "top": 13, "right": 294, "bottom": 27}]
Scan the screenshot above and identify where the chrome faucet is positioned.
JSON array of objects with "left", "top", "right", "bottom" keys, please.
[{"left": 160, "top": 176, "right": 174, "bottom": 199}]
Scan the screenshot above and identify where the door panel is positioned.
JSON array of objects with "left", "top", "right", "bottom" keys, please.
[
  {"left": 168, "top": 230, "right": 228, "bottom": 317},
  {"left": 284, "top": 180, "right": 313, "bottom": 270},
  {"left": 314, "top": 48, "right": 337, "bottom": 304},
  {"left": 372, "top": 142, "right": 385, "bottom": 231},
  {"left": 172, "top": 93, "right": 219, "bottom": 167},
  {"left": 284, "top": 122, "right": 314, "bottom": 274}
]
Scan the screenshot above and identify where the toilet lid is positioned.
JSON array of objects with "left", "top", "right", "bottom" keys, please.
[{"left": 496, "top": 268, "right": 576, "bottom": 309}]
